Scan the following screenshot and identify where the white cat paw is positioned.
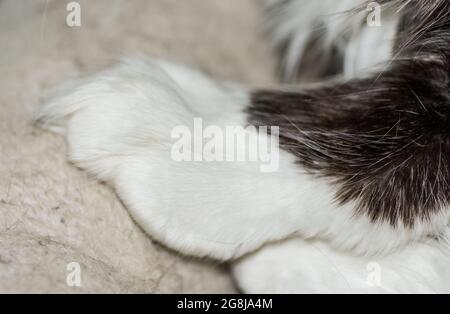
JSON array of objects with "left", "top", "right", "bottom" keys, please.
[{"left": 37, "top": 58, "right": 297, "bottom": 260}]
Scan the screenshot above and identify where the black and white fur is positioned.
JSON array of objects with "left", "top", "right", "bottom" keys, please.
[{"left": 37, "top": 0, "right": 450, "bottom": 293}]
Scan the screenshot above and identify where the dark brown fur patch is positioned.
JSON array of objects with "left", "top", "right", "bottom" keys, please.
[{"left": 249, "top": 0, "right": 450, "bottom": 226}]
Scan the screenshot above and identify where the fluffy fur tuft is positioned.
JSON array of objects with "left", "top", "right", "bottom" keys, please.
[{"left": 265, "top": 0, "right": 398, "bottom": 81}]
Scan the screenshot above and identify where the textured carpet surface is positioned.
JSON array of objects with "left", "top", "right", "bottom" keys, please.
[{"left": 0, "top": 0, "right": 275, "bottom": 293}]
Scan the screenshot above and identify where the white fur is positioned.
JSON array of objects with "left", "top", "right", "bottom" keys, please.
[{"left": 233, "top": 237, "right": 450, "bottom": 293}]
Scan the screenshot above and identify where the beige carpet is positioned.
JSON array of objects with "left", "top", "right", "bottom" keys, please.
[{"left": 0, "top": 0, "right": 275, "bottom": 293}]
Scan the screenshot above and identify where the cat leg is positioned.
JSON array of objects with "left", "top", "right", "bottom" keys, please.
[{"left": 233, "top": 235, "right": 450, "bottom": 293}]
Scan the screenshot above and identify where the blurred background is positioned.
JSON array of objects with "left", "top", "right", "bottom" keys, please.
[{"left": 0, "top": 0, "right": 275, "bottom": 293}]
